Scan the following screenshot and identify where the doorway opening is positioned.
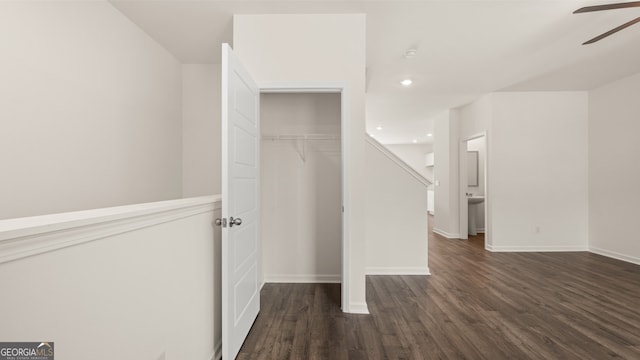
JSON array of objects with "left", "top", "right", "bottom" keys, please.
[
  {"left": 459, "top": 133, "right": 490, "bottom": 249},
  {"left": 259, "top": 91, "right": 345, "bottom": 309}
]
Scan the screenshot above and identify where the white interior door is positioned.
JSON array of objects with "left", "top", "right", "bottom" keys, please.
[{"left": 221, "top": 43, "right": 260, "bottom": 360}]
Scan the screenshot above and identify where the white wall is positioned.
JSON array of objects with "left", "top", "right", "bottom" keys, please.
[
  {"left": 0, "top": 1, "right": 183, "bottom": 219},
  {"left": 182, "top": 64, "right": 221, "bottom": 197},
  {"left": 459, "top": 94, "right": 493, "bottom": 139},
  {"left": 490, "top": 92, "right": 588, "bottom": 251},
  {"left": 261, "top": 93, "right": 342, "bottom": 282},
  {"left": 365, "top": 141, "right": 429, "bottom": 275},
  {"left": 589, "top": 73, "right": 640, "bottom": 264},
  {"left": 433, "top": 110, "right": 460, "bottom": 238},
  {"left": 0, "top": 197, "right": 221, "bottom": 360},
  {"left": 234, "top": 14, "right": 368, "bottom": 312},
  {"left": 386, "top": 143, "right": 433, "bottom": 181}
]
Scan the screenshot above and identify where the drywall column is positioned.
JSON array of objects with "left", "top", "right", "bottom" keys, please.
[
  {"left": 433, "top": 110, "right": 460, "bottom": 238},
  {"left": 589, "top": 73, "right": 640, "bottom": 264},
  {"left": 233, "top": 14, "right": 368, "bottom": 313}
]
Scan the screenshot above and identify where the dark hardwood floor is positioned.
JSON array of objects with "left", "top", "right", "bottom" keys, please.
[{"left": 237, "top": 217, "right": 640, "bottom": 359}]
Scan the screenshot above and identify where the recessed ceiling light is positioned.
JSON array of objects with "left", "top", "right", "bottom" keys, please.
[
  {"left": 400, "top": 79, "right": 413, "bottom": 86},
  {"left": 427, "top": 133, "right": 433, "bottom": 137},
  {"left": 412, "top": 139, "right": 418, "bottom": 143},
  {"left": 369, "top": 133, "right": 375, "bottom": 137},
  {"left": 376, "top": 126, "right": 383, "bottom": 130}
]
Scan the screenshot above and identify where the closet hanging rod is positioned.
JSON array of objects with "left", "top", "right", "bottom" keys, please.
[{"left": 261, "top": 134, "right": 341, "bottom": 141}]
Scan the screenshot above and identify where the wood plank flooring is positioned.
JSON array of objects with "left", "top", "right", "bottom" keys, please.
[{"left": 237, "top": 218, "right": 640, "bottom": 359}]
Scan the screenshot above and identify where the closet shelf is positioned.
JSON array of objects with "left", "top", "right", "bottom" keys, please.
[
  {"left": 261, "top": 134, "right": 341, "bottom": 141},
  {"left": 262, "top": 134, "right": 341, "bottom": 162}
]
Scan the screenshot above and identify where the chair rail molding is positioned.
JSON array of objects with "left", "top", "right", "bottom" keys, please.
[{"left": 0, "top": 196, "right": 221, "bottom": 264}]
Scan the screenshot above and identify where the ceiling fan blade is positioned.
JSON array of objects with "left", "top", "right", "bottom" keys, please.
[
  {"left": 583, "top": 15, "right": 640, "bottom": 44},
  {"left": 574, "top": 1, "right": 640, "bottom": 13}
]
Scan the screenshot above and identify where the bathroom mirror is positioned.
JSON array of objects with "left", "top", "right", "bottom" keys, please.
[{"left": 467, "top": 151, "right": 478, "bottom": 187}]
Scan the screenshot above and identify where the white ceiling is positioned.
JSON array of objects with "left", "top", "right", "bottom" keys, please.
[{"left": 110, "top": 0, "right": 640, "bottom": 144}]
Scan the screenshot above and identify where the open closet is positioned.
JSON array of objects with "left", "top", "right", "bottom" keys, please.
[{"left": 260, "top": 93, "right": 342, "bottom": 284}]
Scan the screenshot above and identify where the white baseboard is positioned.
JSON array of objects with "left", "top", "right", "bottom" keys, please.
[
  {"left": 264, "top": 274, "right": 341, "bottom": 283},
  {"left": 347, "top": 302, "right": 370, "bottom": 314},
  {"left": 210, "top": 341, "right": 222, "bottom": 360},
  {"left": 366, "top": 266, "right": 431, "bottom": 275},
  {"left": 432, "top": 228, "right": 460, "bottom": 239},
  {"left": 486, "top": 244, "right": 589, "bottom": 252},
  {"left": 589, "top": 247, "right": 640, "bottom": 266}
]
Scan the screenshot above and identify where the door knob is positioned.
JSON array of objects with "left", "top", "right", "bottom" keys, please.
[{"left": 230, "top": 217, "right": 242, "bottom": 227}]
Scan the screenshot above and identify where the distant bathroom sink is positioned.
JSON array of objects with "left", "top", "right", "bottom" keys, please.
[
  {"left": 468, "top": 196, "right": 484, "bottom": 236},
  {"left": 468, "top": 196, "right": 484, "bottom": 205}
]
